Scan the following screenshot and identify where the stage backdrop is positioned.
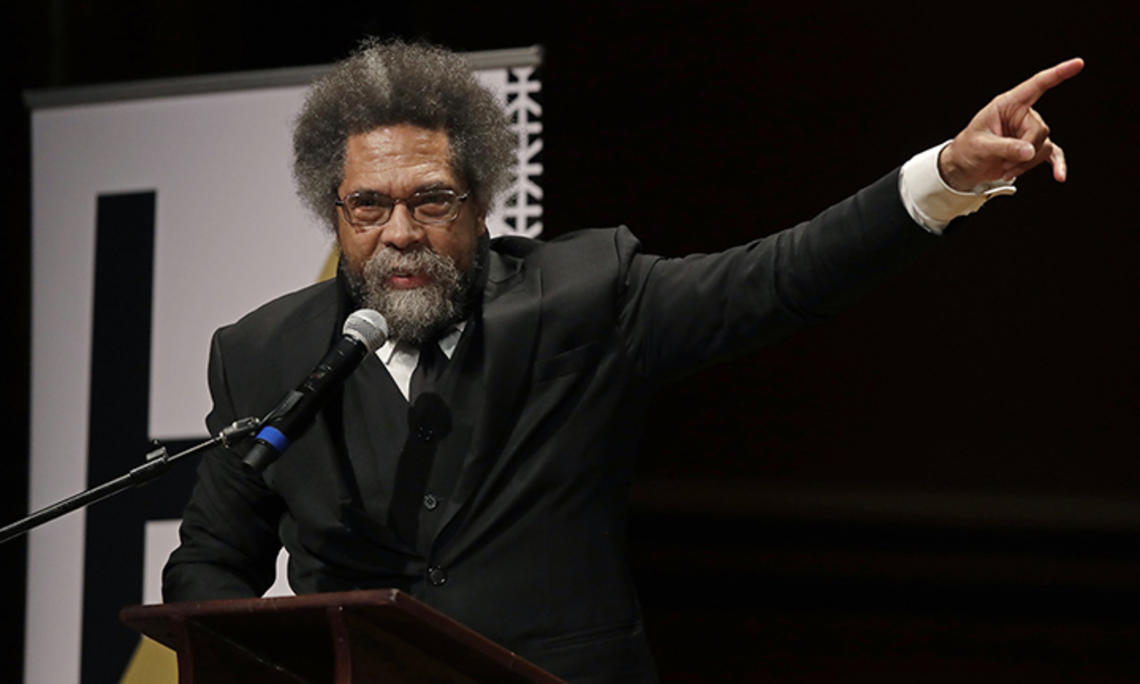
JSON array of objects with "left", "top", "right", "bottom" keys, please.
[{"left": 25, "top": 46, "right": 542, "bottom": 684}]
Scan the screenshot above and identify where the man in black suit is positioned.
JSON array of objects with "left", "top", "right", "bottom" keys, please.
[{"left": 163, "top": 40, "right": 1083, "bottom": 682}]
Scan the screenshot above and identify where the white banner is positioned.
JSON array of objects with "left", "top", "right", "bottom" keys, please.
[{"left": 27, "top": 48, "right": 542, "bottom": 684}]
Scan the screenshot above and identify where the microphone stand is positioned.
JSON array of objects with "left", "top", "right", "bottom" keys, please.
[{"left": 0, "top": 417, "right": 262, "bottom": 545}]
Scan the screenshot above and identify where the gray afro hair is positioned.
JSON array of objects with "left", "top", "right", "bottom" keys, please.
[{"left": 292, "top": 38, "right": 515, "bottom": 231}]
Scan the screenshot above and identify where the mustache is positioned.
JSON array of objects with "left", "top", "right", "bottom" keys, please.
[{"left": 365, "top": 247, "right": 454, "bottom": 281}]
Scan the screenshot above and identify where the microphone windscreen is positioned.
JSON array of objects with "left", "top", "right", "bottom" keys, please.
[{"left": 343, "top": 309, "right": 388, "bottom": 353}]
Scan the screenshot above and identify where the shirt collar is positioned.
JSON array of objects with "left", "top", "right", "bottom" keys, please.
[{"left": 377, "top": 321, "right": 467, "bottom": 365}]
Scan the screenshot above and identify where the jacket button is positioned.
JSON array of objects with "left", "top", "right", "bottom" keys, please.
[
  {"left": 423, "top": 494, "right": 439, "bottom": 510},
  {"left": 416, "top": 425, "right": 435, "bottom": 441},
  {"left": 427, "top": 566, "right": 448, "bottom": 586}
]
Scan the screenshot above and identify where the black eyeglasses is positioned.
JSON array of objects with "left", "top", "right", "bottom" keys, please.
[{"left": 334, "top": 188, "right": 470, "bottom": 228}]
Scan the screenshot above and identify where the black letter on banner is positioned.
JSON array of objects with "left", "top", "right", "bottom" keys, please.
[{"left": 80, "top": 191, "right": 199, "bottom": 682}]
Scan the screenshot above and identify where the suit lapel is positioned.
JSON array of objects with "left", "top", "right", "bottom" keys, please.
[
  {"left": 275, "top": 290, "right": 343, "bottom": 491},
  {"left": 276, "top": 273, "right": 354, "bottom": 402},
  {"left": 434, "top": 249, "right": 542, "bottom": 538},
  {"left": 276, "top": 295, "right": 338, "bottom": 416}
]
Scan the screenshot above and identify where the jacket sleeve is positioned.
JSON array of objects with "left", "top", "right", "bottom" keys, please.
[
  {"left": 162, "top": 328, "right": 286, "bottom": 601},
  {"left": 618, "top": 168, "right": 939, "bottom": 381}
]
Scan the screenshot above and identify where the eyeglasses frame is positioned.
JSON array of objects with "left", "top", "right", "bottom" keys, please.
[{"left": 334, "top": 188, "right": 471, "bottom": 228}]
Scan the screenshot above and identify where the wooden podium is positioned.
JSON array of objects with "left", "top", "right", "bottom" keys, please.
[{"left": 120, "top": 589, "right": 565, "bottom": 683}]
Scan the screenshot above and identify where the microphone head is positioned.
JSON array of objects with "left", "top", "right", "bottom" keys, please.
[{"left": 343, "top": 309, "right": 388, "bottom": 354}]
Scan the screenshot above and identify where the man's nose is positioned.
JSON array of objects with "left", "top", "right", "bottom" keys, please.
[{"left": 379, "top": 203, "right": 426, "bottom": 251}]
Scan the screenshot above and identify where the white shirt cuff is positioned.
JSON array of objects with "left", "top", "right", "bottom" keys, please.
[{"left": 899, "top": 141, "right": 1017, "bottom": 235}]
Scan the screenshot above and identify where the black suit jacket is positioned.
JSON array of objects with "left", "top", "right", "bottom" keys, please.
[{"left": 164, "top": 169, "right": 935, "bottom": 682}]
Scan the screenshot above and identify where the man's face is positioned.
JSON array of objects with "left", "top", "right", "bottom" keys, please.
[
  {"left": 337, "top": 124, "right": 484, "bottom": 282},
  {"left": 336, "top": 125, "right": 486, "bottom": 342}
]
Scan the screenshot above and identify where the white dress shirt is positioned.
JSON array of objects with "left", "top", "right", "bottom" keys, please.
[
  {"left": 377, "top": 323, "right": 465, "bottom": 401},
  {"left": 900, "top": 141, "right": 1016, "bottom": 234}
]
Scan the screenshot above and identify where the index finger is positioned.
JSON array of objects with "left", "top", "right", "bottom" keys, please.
[{"left": 1005, "top": 57, "right": 1085, "bottom": 106}]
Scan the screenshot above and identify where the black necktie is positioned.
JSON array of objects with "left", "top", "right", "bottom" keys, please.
[{"left": 409, "top": 340, "right": 447, "bottom": 402}]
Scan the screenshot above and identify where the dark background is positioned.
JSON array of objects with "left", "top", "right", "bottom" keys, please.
[{"left": 3, "top": 1, "right": 1137, "bottom": 681}]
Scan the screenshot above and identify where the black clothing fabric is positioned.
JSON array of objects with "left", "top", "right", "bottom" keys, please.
[{"left": 164, "top": 169, "right": 936, "bottom": 682}]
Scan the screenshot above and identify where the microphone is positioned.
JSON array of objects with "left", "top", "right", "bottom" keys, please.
[{"left": 242, "top": 309, "right": 388, "bottom": 472}]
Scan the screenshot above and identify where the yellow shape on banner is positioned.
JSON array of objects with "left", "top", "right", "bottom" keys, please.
[
  {"left": 119, "top": 636, "right": 176, "bottom": 684},
  {"left": 320, "top": 248, "right": 339, "bottom": 282}
]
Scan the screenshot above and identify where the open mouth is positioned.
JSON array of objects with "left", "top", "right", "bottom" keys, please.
[{"left": 387, "top": 271, "right": 430, "bottom": 289}]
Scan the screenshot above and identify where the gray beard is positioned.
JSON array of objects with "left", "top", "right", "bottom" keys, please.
[{"left": 344, "top": 246, "right": 469, "bottom": 345}]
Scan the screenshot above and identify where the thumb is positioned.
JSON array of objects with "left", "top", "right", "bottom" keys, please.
[{"left": 977, "top": 132, "right": 1036, "bottom": 163}]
